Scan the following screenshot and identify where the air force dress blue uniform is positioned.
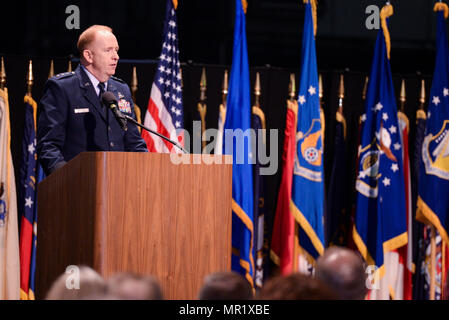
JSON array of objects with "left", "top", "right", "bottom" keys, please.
[{"left": 37, "top": 65, "right": 148, "bottom": 175}]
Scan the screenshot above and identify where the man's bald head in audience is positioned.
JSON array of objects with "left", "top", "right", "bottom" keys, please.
[{"left": 315, "top": 246, "right": 367, "bottom": 300}]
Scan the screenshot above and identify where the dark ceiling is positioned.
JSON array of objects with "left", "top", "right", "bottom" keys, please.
[{"left": 0, "top": 0, "right": 444, "bottom": 75}]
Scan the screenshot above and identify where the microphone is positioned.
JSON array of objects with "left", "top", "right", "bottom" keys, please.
[{"left": 101, "top": 92, "right": 128, "bottom": 131}]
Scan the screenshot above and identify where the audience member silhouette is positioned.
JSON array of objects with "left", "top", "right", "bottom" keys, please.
[
  {"left": 258, "top": 273, "right": 337, "bottom": 300},
  {"left": 198, "top": 271, "right": 253, "bottom": 300},
  {"left": 45, "top": 265, "right": 106, "bottom": 300},
  {"left": 315, "top": 246, "right": 367, "bottom": 300},
  {"left": 106, "top": 272, "right": 163, "bottom": 300}
]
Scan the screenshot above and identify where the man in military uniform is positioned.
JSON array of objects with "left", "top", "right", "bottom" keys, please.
[{"left": 37, "top": 25, "right": 148, "bottom": 175}]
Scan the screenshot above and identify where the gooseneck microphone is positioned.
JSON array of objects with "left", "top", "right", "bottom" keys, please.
[
  {"left": 101, "top": 91, "right": 187, "bottom": 154},
  {"left": 101, "top": 91, "right": 128, "bottom": 131}
]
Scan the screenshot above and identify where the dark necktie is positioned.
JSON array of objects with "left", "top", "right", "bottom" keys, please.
[{"left": 98, "top": 82, "right": 105, "bottom": 100}]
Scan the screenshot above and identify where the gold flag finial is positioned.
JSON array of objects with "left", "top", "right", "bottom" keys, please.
[
  {"left": 399, "top": 79, "right": 406, "bottom": 112},
  {"left": 289, "top": 73, "right": 296, "bottom": 101},
  {"left": 131, "top": 66, "right": 138, "bottom": 101},
  {"left": 222, "top": 70, "right": 229, "bottom": 105},
  {"left": 198, "top": 68, "right": 208, "bottom": 150},
  {"left": 0, "top": 57, "right": 6, "bottom": 89},
  {"left": 67, "top": 60, "right": 72, "bottom": 72},
  {"left": 400, "top": 79, "right": 406, "bottom": 102},
  {"left": 338, "top": 74, "right": 344, "bottom": 113},
  {"left": 419, "top": 79, "right": 426, "bottom": 107},
  {"left": 254, "top": 72, "right": 261, "bottom": 106},
  {"left": 172, "top": 0, "right": 178, "bottom": 10},
  {"left": 180, "top": 68, "right": 184, "bottom": 89},
  {"left": 26, "top": 60, "right": 34, "bottom": 96},
  {"left": 362, "top": 76, "right": 369, "bottom": 100},
  {"left": 319, "top": 74, "right": 324, "bottom": 100},
  {"left": 338, "top": 74, "right": 345, "bottom": 100},
  {"left": 48, "top": 60, "right": 55, "bottom": 79},
  {"left": 200, "top": 67, "right": 207, "bottom": 102}
]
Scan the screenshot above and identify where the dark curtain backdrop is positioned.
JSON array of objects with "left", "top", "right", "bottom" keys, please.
[{"left": 3, "top": 55, "right": 432, "bottom": 261}]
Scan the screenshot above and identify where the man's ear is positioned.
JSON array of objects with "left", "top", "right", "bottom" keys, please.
[{"left": 82, "top": 49, "right": 93, "bottom": 64}]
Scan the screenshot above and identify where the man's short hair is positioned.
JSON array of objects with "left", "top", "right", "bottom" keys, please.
[
  {"left": 45, "top": 265, "right": 106, "bottom": 300},
  {"left": 77, "top": 25, "right": 113, "bottom": 56},
  {"left": 106, "top": 272, "right": 163, "bottom": 300},
  {"left": 198, "top": 272, "right": 253, "bottom": 300},
  {"left": 258, "top": 273, "right": 337, "bottom": 300}
]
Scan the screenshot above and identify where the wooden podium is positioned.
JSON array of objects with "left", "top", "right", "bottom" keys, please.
[{"left": 36, "top": 152, "right": 232, "bottom": 300}]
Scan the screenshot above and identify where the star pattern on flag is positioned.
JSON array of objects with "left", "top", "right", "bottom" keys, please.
[
  {"left": 444, "top": 88, "right": 449, "bottom": 97},
  {"left": 155, "top": 8, "right": 183, "bottom": 128},
  {"left": 374, "top": 102, "right": 383, "bottom": 111},
  {"left": 391, "top": 163, "right": 399, "bottom": 172},
  {"left": 389, "top": 125, "right": 397, "bottom": 134},
  {"left": 382, "top": 113, "right": 389, "bottom": 121},
  {"left": 299, "top": 95, "right": 306, "bottom": 105},
  {"left": 433, "top": 96, "right": 441, "bottom": 106},
  {"left": 393, "top": 142, "right": 401, "bottom": 150},
  {"left": 361, "top": 114, "right": 367, "bottom": 122},
  {"left": 25, "top": 196, "right": 33, "bottom": 208},
  {"left": 382, "top": 177, "right": 391, "bottom": 187},
  {"left": 28, "top": 142, "right": 35, "bottom": 154},
  {"left": 308, "top": 86, "right": 316, "bottom": 96}
]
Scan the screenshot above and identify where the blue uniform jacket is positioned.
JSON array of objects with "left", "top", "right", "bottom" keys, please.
[{"left": 37, "top": 65, "right": 148, "bottom": 175}]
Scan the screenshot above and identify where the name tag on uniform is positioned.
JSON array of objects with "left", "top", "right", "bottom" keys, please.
[{"left": 75, "top": 108, "right": 90, "bottom": 114}]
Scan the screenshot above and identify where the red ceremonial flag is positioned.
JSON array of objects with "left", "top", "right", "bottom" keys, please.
[
  {"left": 398, "top": 111, "right": 413, "bottom": 300},
  {"left": 270, "top": 99, "right": 298, "bottom": 275}
]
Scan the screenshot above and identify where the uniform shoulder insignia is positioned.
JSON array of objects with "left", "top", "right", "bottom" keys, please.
[
  {"left": 54, "top": 72, "right": 75, "bottom": 80},
  {"left": 111, "top": 76, "right": 125, "bottom": 83}
]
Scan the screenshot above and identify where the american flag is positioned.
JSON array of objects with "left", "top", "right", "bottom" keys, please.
[{"left": 142, "top": 0, "right": 183, "bottom": 152}]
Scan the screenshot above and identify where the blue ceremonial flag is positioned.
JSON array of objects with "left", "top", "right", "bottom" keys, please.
[
  {"left": 416, "top": 5, "right": 449, "bottom": 249},
  {"left": 291, "top": 0, "right": 325, "bottom": 270},
  {"left": 353, "top": 7, "right": 407, "bottom": 276},
  {"left": 223, "top": 0, "right": 255, "bottom": 286},
  {"left": 19, "top": 95, "right": 38, "bottom": 300}
]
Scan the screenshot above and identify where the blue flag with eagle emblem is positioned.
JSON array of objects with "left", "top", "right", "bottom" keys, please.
[
  {"left": 353, "top": 13, "right": 407, "bottom": 276},
  {"left": 416, "top": 7, "right": 449, "bottom": 248},
  {"left": 290, "top": 0, "right": 325, "bottom": 270}
]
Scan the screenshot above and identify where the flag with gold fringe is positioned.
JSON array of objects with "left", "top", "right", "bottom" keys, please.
[
  {"left": 19, "top": 94, "right": 39, "bottom": 300},
  {"left": 223, "top": 0, "right": 255, "bottom": 286},
  {"left": 0, "top": 86, "right": 20, "bottom": 300},
  {"left": 353, "top": 4, "right": 408, "bottom": 300},
  {"left": 416, "top": 2, "right": 449, "bottom": 300},
  {"left": 291, "top": 0, "right": 325, "bottom": 273}
]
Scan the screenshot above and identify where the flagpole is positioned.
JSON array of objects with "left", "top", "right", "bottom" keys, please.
[
  {"left": 48, "top": 60, "right": 55, "bottom": 79},
  {"left": 198, "top": 68, "right": 207, "bottom": 150},
  {"left": 0, "top": 57, "right": 6, "bottom": 90}
]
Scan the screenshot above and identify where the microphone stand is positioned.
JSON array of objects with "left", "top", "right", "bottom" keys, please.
[{"left": 123, "top": 115, "right": 188, "bottom": 154}]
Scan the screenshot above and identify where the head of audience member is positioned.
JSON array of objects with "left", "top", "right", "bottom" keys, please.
[
  {"left": 258, "top": 273, "right": 337, "bottom": 300},
  {"left": 198, "top": 271, "right": 253, "bottom": 300},
  {"left": 45, "top": 265, "right": 106, "bottom": 300},
  {"left": 106, "top": 272, "right": 164, "bottom": 300},
  {"left": 315, "top": 246, "right": 367, "bottom": 300},
  {"left": 77, "top": 25, "right": 119, "bottom": 82}
]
